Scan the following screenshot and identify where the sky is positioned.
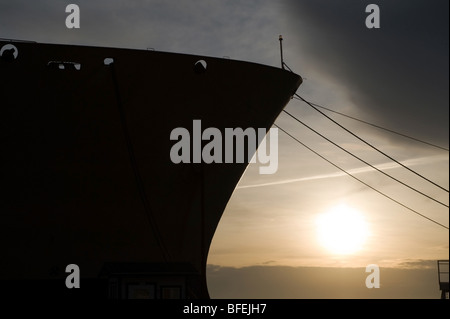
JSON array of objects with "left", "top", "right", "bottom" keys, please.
[{"left": 1, "top": 0, "right": 448, "bottom": 298}]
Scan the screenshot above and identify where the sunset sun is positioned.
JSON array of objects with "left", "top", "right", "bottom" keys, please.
[{"left": 316, "top": 204, "right": 369, "bottom": 255}]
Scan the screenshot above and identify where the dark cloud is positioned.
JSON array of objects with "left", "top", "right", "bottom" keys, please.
[
  {"left": 285, "top": 0, "right": 449, "bottom": 147},
  {"left": 207, "top": 263, "right": 441, "bottom": 298},
  {"left": 0, "top": 0, "right": 280, "bottom": 62},
  {"left": 396, "top": 259, "right": 439, "bottom": 269}
]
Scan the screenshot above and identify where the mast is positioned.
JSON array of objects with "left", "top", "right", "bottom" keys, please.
[{"left": 279, "top": 35, "right": 284, "bottom": 70}]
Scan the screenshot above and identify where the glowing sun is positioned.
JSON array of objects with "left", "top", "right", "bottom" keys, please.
[{"left": 316, "top": 204, "right": 369, "bottom": 255}]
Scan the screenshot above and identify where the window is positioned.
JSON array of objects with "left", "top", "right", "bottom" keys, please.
[
  {"left": 126, "top": 282, "right": 156, "bottom": 299},
  {"left": 161, "top": 286, "right": 182, "bottom": 299}
]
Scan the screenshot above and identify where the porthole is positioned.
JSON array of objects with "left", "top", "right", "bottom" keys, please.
[
  {"left": 194, "top": 60, "right": 207, "bottom": 74},
  {"left": 0, "top": 44, "right": 18, "bottom": 61},
  {"left": 104, "top": 58, "right": 114, "bottom": 66}
]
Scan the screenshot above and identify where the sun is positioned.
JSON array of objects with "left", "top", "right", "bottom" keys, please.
[{"left": 316, "top": 204, "right": 369, "bottom": 255}]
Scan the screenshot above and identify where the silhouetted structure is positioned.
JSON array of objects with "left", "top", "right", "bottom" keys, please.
[
  {"left": 0, "top": 39, "right": 301, "bottom": 299},
  {"left": 99, "top": 262, "right": 201, "bottom": 299},
  {"left": 437, "top": 260, "right": 449, "bottom": 299}
]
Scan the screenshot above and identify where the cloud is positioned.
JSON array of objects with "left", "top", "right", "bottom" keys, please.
[
  {"left": 206, "top": 263, "right": 442, "bottom": 298},
  {"left": 0, "top": 0, "right": 285, "bottom": 65},
  {"left": 260, "top": 260, "right": 277, "bottom": 265},
  {"left": 237, "top": 154, "right": 448, "bottom": 189},
  {"left": 394, "top": 259, "right": 440, "bottom": 270},
  {"left": 284, "top": 0, "right": 449, "bottom": 147}
]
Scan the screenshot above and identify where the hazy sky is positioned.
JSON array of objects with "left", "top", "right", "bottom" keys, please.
[{"left": 1, "top": 0, "right": 448, "bottom": 298}]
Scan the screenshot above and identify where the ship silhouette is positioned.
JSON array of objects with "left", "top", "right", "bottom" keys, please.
[{"left": 0, "top": 39, "right": 302, "bottom": 299}]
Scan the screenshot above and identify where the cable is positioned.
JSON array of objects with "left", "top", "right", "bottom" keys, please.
[
  {"left": 293, "top": 96, "right": 449, "bottom": 152},
  {"left": 295, "top": 94, "right": 449, "bottom": 193},
  {"left": 274, "top": 123, "right": 449, "bottom": 230},
  {"left": 282, "top": 109, "right": 449, "bottom": 208}
]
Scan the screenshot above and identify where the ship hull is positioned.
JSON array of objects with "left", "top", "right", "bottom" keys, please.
[{"left": 0, "top": 40, "right": 301, "bottom": 298}]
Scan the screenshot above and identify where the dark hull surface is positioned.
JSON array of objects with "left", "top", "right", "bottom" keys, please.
[{"left": 0, "top": 40, "right": 301, "bottom": 298}]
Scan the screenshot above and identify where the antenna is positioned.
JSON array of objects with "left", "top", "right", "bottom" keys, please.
[{"left": 279, "top": 35, "right": 284, "bottom": 70}]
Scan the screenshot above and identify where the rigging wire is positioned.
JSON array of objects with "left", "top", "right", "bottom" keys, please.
[
  {"left": 292, "top": 96, "right": 449, "bottom": 152},
  {"left": 274, "top": 123, "right": 449, "bottom": 230},
  {"left": 295, "top": 94, "right": 449, "bottom": 193},
  {"left": 282, "top": 109, "right": 449, "bottom": 208}
]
